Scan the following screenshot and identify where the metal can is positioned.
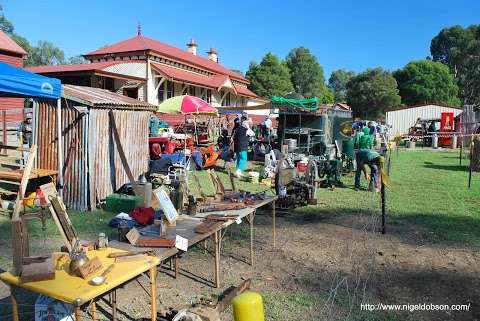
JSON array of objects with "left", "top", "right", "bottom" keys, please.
[{"left": 97, "top": 232, "right": 108, "bottom": 249}]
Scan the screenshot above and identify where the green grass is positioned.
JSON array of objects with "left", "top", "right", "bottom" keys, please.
[
  {"left": 263, "top": 291, "right": 320, "bottom": 321},
  {"left": 306, "top": 149, "right": 480, "bottom": 247}
]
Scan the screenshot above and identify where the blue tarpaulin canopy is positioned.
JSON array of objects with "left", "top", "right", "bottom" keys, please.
[{"left": 0, "top": 61, "right": 61, "bottom": 99}]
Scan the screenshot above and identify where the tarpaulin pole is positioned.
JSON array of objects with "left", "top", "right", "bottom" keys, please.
[{"left": 57, "top": 98, "right": 64, "bottom": 198}]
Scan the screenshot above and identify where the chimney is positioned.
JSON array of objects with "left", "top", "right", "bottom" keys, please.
[
  {"left": 207, "top": 48, "right": 218, "bottom": 63},
  {"left": 186, "top": 38, "right": 197, "bottom": 56}
]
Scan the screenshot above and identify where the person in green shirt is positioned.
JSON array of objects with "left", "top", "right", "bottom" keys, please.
[
  {"left": 354, "top": 149, "right": 384, "bottom": 191},
  {"left": 359, "top": 126, "right": 373, "bottom": 149}
]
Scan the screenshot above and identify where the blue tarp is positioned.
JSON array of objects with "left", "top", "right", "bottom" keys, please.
[
  {"left": 218, "top": 109, "right": 241, "bottom": 115},
  {"left": 0, "top": 61, "right": 61, "bottom": 99}
]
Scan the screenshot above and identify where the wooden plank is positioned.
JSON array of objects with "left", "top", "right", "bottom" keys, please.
[
  {"left": 0, "top": 179, "right": 20, "bottom": 186},
  {"left": 20, "top": 258, "right": 55, "bottom": 283},
  {"left": 135, "top": 238, "right": 175, "bottom": 248},
  {"left": 0, "top": 144, "right": 31, "bottom": 152},
  {"left": 12, "top": 145, "right": 37, "bottom": 220},
  {"left": 108, "top": 110, "right": 137, "bottom": 189},
  {"left": 49, "top": 195, "right": 78, "bottom": 252}
]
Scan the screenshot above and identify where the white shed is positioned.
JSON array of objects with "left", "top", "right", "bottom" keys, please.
[{"left": 385, "top": 104, "right": 463, "bottom": 137}]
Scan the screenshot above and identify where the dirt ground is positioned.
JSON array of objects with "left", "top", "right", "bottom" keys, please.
[{"left": 1, "top": 207, "right": 479, "bottom": 321}]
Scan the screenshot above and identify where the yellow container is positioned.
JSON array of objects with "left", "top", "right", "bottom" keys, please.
[{"left": 232, "top": 291, "right": 265, "bottom": 321}]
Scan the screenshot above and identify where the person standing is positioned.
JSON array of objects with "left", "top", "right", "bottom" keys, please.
[
  {"left": 359, "top": 126, "right": 373, "bottom": 149},
  {"left": 18, "top": 113, "right": 33, "bottom": 165},
  {"left": 233, "top": 121, "right": 249, "bottom": 177},
  {"left": 354, "top": 149, "right": 385, "bottom": 192},
  {"left": 261, "top": 115, "right": 272, "bottom": 140}
]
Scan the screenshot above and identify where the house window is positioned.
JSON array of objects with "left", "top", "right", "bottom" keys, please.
[
  {"left": 202, "top": 89, "right": 212, "bottom": 103},
  {"left": 189, "top": 86, "right": 196, "bottom": 97},
  {"left": 123, "top": 87, "right": 138, "bottom": 99},
  {"left": 182, "top": 85, "right": 188, "bottom": 95},
  {"left": 158, "top": 80, "right": 174, "bottom": 102},
  {"left": 222, "top": 91, "right": 231, "bottom": 106},
  {"left": 240, "top": 96, "right": 247, "bottom": 106},
  {"left": 167, "top": 81, "right": 174, "bottom": 99}
]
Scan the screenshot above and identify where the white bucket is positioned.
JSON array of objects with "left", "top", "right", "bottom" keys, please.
[{"left": 248, "top": 171, "right": 260, "bottom": 184}]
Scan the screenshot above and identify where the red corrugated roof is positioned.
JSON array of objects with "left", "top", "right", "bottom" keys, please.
[
  {"left": 152, "top": 62, "right": 217, "bottom": 89},
  {"left": 84, "top": 35, "right": 247, "bottom": 82},
  {"left": 0, "top": 30, "right": 27, "bottom": 56},
  {"left": 234, "top": 84, "right": 258, "bottom": 98},
  {"left": 26, "top": 61, "right": 120, "bottom": 73},
  {"left": 152, "top": 63, "right": 256, "bottom": 98}
]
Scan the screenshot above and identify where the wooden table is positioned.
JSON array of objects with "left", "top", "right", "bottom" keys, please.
[
  {"left": 110, "top": 195, "right": 278, "bottom": 288},
  {"left": 0, "top": 248, "right": 160, "bottom": 321}
]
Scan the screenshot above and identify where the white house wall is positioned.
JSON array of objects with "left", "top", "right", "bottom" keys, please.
[
  {"left": 103, "top": 62, "right": 147, "bottom": 79},
  {"left": 386, "top": 105, "right": 463, "bottom": 136}
]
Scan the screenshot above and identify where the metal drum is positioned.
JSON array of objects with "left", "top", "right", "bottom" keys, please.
[{"left": 284, "top": 139, "right": 297, "bottom": 152}]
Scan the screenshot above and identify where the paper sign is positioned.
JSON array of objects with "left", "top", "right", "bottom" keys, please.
[
  {"left": 235, "top": 217, "right": 242, "bottom": 224},
  {"left": 154, "top": 189, "right": 178, "bottom": 223},
  {"left": 175, "top": 235, "right": 188, "bottom": 252}
]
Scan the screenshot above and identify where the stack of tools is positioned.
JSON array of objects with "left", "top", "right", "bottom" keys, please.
[{"left": 223, "top": 191, "right": 266, "bottom": 205}]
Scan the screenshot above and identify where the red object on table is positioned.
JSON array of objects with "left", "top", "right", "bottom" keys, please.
[
  {"left": 439, "top": 112, "right": 454, "bottom": 146},
  {"left": 129, "top": 207, "right": 154, "bottom": 225}
]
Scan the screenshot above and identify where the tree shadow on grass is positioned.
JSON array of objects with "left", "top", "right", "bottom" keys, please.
[{"left": 423, "top": 162, "right": 469, "bottom": 172}]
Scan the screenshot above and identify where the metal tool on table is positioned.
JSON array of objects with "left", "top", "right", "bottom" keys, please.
[
  {"left": 107, "top": 250, "right": 155, "bottom": 259},
  {"left": 91, "top": 264, "right": 115, "bottom": 286}
]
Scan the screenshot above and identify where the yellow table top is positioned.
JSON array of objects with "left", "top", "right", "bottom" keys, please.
[{"left": 0, "top": 247, "right": 160, "bottom": 305}]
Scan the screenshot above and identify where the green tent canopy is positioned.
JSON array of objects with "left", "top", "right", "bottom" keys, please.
[{"left": 271, "top": 96, "right": 319, "bottom": 111}]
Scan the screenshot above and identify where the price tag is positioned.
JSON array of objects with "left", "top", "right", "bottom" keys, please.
[
  {"left": 175, "top": 235, "right": 188, "bottom": 252},
  {"left": 235, "top": 217, "right": 242, "bottom": 224}
]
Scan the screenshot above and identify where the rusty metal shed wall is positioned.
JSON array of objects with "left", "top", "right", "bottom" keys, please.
[
  {"left": 33, "top": 99, "right": 90, "bottom": 211},
  {"left": 88, "top": 109, "right": 150, "bottom": 204},
  {"left": 33, "top": 100, "right": 150, "bottom": 211}
]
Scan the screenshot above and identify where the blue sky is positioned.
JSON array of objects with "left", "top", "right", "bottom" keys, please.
[{"left": 3, "top": 0, "right": 480, "bottom": 79}]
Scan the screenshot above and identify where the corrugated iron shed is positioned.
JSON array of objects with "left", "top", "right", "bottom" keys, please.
[
  {"left": 33, "top": 85, "right": 154, "bottom": 211},
  {"left": 386, "top": 104, "right": 463, "bottom": 136}
]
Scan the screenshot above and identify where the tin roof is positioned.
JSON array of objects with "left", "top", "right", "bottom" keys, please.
[
  {"left": 84, "top": 34, "right": 247, "bottom": 82},
  {"left": 62, "top": 84, "right": 156, "bottom": 110},
  {"left": 0, "top": 30, "right": 27, "bottom": 56},
  {"left": 26, "top": 61, "right": 118, "bottom": 73}
]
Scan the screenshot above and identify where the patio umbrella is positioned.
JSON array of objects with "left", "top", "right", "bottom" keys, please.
[{"left": 157, "top": 95, "right": 217, "bottom": 115}]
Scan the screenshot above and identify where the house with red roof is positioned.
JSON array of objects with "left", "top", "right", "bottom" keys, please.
[
  {"left": 27, "top": 29, "right": 265, "bottom": 110},
  {"left": 0, "top": 30, "right": 28, "bottom": 123}
]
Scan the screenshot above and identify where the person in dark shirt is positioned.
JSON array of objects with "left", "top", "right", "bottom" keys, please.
[{"left": 233, "top": 124, "right": 249, "bottom": 177}]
